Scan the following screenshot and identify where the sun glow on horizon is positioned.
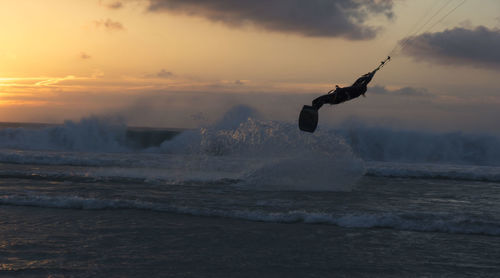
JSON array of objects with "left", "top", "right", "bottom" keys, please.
[{"left": 0, "top": 0, "right": 498, "bottom": 130}]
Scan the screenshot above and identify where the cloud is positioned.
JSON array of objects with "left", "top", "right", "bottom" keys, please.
[
  {"left": 94, "top": 18, "right": 125, "bottom": 32},
  {"left": 400, "top": 26, "right": 500, "bottom": 70},
  {"left": 99, "top": 0, "right": 124, "bottom": 9},
  {"left": 80, "top": 52, "right": 91, "bottom": 60},
  {"left": 145, "top": 0, "right": 395, "bottom": 40},
  {"left": 145, "top": 69, "right": 174, "bottom": 78},
  {"left": 370, "top": 86, "right": 432, "bottom": 97},
  {"left": 34, "top": 76, "right": 79, "bottom": 87},
  {"left": 107, "top": 1, "right": 124, "bottom": 9},
  {"left": 156, "top": 69, "right": 174, "bottom": 78}
]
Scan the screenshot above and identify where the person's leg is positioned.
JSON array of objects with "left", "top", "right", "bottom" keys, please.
[
  {"left": 331, "top": 89, "right": 350, "bottom": 104},
  {"left": 313, "top": 89, "right": 353, "bottom": 109},
  {"left": 312, "top": 93, "right": 334, "bottom": 110}
]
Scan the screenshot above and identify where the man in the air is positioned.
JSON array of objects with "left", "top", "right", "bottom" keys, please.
[
  {"left": 298, "top": 56, "right": 390, "bottom": 133},
  {"left": 312, "top": 70, "right": 376, "bottom": 110}
]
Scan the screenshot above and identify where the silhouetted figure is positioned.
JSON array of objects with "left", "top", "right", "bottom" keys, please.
[
  {"left": 298, "top": 56, "right": 390, "bottom": 133},
  {"left": 312, "top": 70, "right": 376, "bottom": 110}
]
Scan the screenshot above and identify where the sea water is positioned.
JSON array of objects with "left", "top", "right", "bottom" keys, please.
[{"left": 1, "top": 108, "right": 500, "bottom": 277}]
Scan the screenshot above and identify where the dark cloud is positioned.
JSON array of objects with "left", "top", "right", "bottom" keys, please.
[
  {"left": 145, "top": 0, "right": 394, "bottom": 40},
  {"left": 80, "top": 52, "right": 91, "bottom": 60},
  {"left": 370, "top": 86, "right": 432, "bottom": 97},
  {"left": 401, "top": 26, "right": 500, "bottom": 70},
  {"left": 94, "top": 18, "right": 125, "bottom": 32}
]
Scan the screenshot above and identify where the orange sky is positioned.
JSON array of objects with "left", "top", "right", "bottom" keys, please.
[{"left": 1, "top": 0, "right": 500, "bottom": 131}]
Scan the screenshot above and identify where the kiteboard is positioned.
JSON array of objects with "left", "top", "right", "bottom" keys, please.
[{"left": 298, "top": 105, "right": 318, "bottom": 133}]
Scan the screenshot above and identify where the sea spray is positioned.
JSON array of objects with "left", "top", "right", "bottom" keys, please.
[
  {"left": 0, "top": 116, "right": 128, "bottom": 152},
  {"left": 3, "top": 110, "right": 500, "bottom": 168},
  {"left": 161, "top": 105, "right": 365, "bottom": 191},
  {"left": 337, "top": 125, "right": 500, "bottom": 166}
]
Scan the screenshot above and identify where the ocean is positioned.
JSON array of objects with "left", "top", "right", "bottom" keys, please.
[{"left": 1, "top": 108, "right": 500, "bottom": 277}]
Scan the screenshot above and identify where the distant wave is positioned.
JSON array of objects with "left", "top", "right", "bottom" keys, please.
[
  {"left": 1, "top": 160, "right": 499, "bottom": 184},
  {"left": 336, "top": 126, "right": 500, "bottom": 166},
  {"left": 0, "top": 150, "right": 137, "bottom": 167},
  {"left": 0, "top": 117, "right": 179, "bottom": 152},
  {"left": 0, "top": 106, "right": 365, "bottom": 191},
  {"left": 2, "top": 109, "right": 500, "bottom": 169},
  {"left": 0, "top": 117, "right": 130, "bottom": 152},
  {"left": 0, "top": 168, "right": 241, "bottom": 185},
  {"left": 2, "top": 194, "right": 500, "bottom": 236},
  {"left": 365, "top": 162, "right": 500, "bottom": 182}
]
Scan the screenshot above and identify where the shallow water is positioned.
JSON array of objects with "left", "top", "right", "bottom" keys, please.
[
  {"left": 1, "top": 116, "right": 500, "bottom": 276},
  {"left": 2, "top": 176, "right": 500, "bottom": 277}
]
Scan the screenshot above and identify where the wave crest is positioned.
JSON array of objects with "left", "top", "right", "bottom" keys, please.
[
  {"left": 2, "top": 194, "right": 499, "bottom": 236},
  {"left": 0, "top": 116, "right": 128, "bottom": 152},
  {"left": 339, "top": 126, "right": 500, "bottom": 166}
]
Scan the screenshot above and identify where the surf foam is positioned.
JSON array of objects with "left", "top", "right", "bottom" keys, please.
[
  {"left": 366, "top": 162, "right": 500, "bottom": 182},
  {"left": 337, "top": 125, "right": 500, "bottom": 166},
  {"left": 2, "top": 194, "right": 499, "bottom": 236},
  {"left": 0, "top": 116, "right": 128, "bottom": 152}
]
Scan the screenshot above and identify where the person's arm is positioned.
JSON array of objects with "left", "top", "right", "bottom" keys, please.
[
  {"left": 352, "top": 73, "right": 372, "bottom": 87},
  {"left": 359, "top": 71, "right": 376, "bottom": 86}
]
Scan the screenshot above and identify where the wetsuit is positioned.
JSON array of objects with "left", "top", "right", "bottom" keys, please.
[{"left": 312, "top": 71, "right": 376, "bottom": 110}]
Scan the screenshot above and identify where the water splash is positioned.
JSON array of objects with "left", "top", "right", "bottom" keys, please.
[{"left": 161, "top": 106, "right": 365, "bottom": 191}]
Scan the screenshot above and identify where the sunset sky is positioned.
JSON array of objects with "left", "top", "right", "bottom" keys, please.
[{"left": 1, "top": 0, "right": 500, "bottom": 131}]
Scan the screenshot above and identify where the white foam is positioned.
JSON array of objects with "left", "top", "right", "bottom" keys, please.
[
  {"left": 0, "top": 116, "right": 128, "bottom": 152},
  {"left": 337, "top": 126, "right": 500, "bottom": 166},
  {"left": 0, "top": 108, "right": 365, "bottom": 192},
  {"left": 4, "top": 107, "right": 500, "bottom": 186},
  {"left": 366, "top": 161, "right": 500, "bottom": 182},
  {"left": 2, "top": 194, "right": 499, "bottom": 236}
]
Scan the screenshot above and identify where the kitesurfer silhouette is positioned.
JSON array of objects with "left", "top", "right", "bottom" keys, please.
[
  {"left": 298, "top": 56, "right": 390, "bottom": 133},
  {"left": 311, "top": 70, "right": 376, "bottom": 110}
]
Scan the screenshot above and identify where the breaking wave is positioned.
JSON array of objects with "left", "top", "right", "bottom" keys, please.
[
  {"left": 2, "top": 194, "right": 500, "bottom": 236},
  {"left": 0, "top": 167, "right": 241, "bottom": 185},
  {"left": 2, "top": 109, "right": 500, "bottom": 168},
  {"left": 1, "top": 160, "right": 499, "bottom": 184},
  {"left": 2, "top": 106, "right": 500, "bottom": 185},
  {"left": 0, "top": 116, "right": 129, "bottom": 152},
  {"left": 0, "top": 106, "right": 365, "bottom": 191},
  {"left": 337, "top": 126, "right": 500, "bottom": 166},
  {"left": 365, "top": 162, "right": 500, "bottom": 182}
]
